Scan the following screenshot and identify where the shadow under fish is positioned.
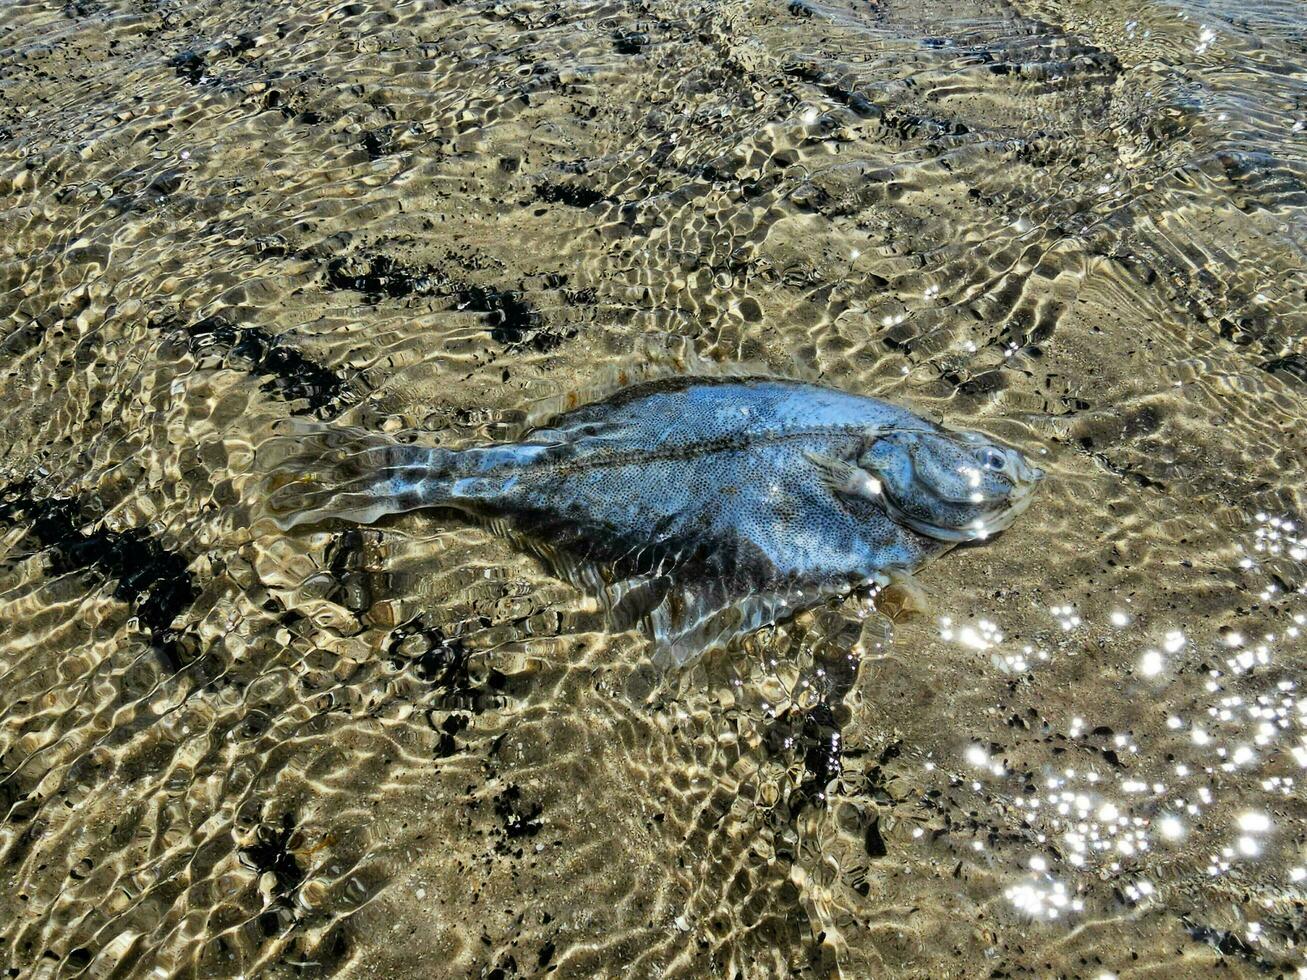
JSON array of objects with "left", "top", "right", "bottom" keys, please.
[{"left": 251, "top": 376, "right": 1044, "bottom": 663}]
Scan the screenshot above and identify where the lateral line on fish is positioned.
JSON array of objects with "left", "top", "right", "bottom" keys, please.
[{"left": 488, "top": 426, "right": 873, "bottom": 477}]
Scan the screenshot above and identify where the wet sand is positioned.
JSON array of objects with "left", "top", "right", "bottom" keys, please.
[{"left": 1, "top": 0, "right": 1305, "bottom": 976}]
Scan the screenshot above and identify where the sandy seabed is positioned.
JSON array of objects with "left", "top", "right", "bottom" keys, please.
[{"left": 1, "top": 0, "right": 1305, "bottom": 975}]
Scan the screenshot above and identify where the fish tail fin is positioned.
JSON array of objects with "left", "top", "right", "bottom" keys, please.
[{"left": 251, "top": 420, "right": 464, "bottom": 532}]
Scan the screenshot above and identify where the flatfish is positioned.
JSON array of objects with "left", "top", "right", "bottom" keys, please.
[{"left": 257, "top": 376, "right": 1043, "bottom": 661}]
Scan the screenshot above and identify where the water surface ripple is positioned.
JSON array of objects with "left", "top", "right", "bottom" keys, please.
[{"left": 1, "top": 0, "right": 1305, "bottom": 976}]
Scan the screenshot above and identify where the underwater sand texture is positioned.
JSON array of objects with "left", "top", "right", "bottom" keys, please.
[{"left": 0, "top": 0, "right": 1304, "bottom": 976}]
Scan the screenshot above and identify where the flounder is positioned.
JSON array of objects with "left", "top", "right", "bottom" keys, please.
[{"left": 257, "top": 377, "right": 1043, "bottom": 662}]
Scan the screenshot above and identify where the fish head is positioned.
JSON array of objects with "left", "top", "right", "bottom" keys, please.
[{"left": 861, "top": 427, "right": 1044, "bottom": 543}]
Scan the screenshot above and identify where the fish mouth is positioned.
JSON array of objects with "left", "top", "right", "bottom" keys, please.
[
  {"left": 1015, "top": 457, "right": 1046, "bottom": 485},
  {"left": 986, "top": 465, "right": 1043, "bottom": 529},
  {"left": 998, "top": 476, "right": 1040, "bottom": 524},
  {"left": 964, "top": 480, "right": 1040, "bottom": 540}
]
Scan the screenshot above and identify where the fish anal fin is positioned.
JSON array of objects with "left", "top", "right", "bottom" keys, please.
[
  {"left": 646, "top": 572, "right": 873, "bottom": 666},
  {"left": 605, "top": 574, "right": 674, "bottom": 632},
  {"left": 649, "top": 584, "right": 792, "bottom": 667},
  {"left": 498, "top": 518, "right": 874, "bottom": 665}
]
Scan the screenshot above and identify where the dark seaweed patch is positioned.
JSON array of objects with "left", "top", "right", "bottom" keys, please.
[
  {"left": 324, "top": 529, "right": 372, "bottom": 613},
  {"left": 322, "top": 252, "right": 571, "bottom": 351},
  {"left": 563, "top": 286, "right": 596, "bottom": 306},
  {"left": 0, "top": 480, "right": 196, "bottom": 655},
  {"left": 534, "top": 181, "right": 608, "bottom": 208},
  {"left": 0, "top": 311, "right": 55, "bottom": 361},
  {"left": 62, "top": 0, "right": 103, "bottom": 17},
  {"left": 0, "top": 767, "right": 34, "bottom": 826},
  {"left": 881, "top": 107, "right": 968, "bottom": 141},
  {"left": 159, "top": 314, "right": 350, "bottom": 417},
  {"left": 537, "top": 940, "right": 555, "bottom": 967},
  {"left": 972, "top": 48, "right": 1118, "bottom": 84},
  {"left": 389, "top": 618, "right": 511, "bottom": 758},
  {"left": 863, "top": 814, "right": 888, "bottom": 858},
  {"left": 168, "top": 35, "right": 255, "bottom": 86},
  {"left": 782, "top": 63, "right": 878, "bottom": 116},
  {"left": 361, "top": 127, "right": 394, "bottom": 161},
  {"left": 782, "top": 63, "right": 969, "bottom": 140},
  {"left": 1090, "top": 451, "right": 1167, "bottom": 493},
  {"left": 432, "top": 713, "right": 469, "bottom": 758},
  {"left": 251, "top": 235, "right": 290, "bottom": 259},
  {"left": 763, "top": 634, "right": 863, "bottom": 813},
  {"left": 243, "top": 812, "right": 306, "bottom": 898},
  {"left": 242, "top": 811, "right": 316, "bottom": 938},
  {"left": 387, "top": 618, "right": 484, "bottom": 709},
  {"left": 794, "top": 702, "right": 843, "bottom": 807},
  {"left": 612, "top": 31, "right": 649, "bottom": 55},
  {"left": 168, "top": 50, "right": 207, "bottom": 84},
  {"left": 323, "top": 253, "right": 437, "bottom": 302},
  {"left": 1208, "top": 150, "right": 1307, "bottom": 212},
  {"left": 1183, "top": 918, "right": 1288, "bottom": 971},
  {"left": 452, "top": 284, "right": 550, "bottom": 350},
  {"left": 493, "top": 784, "right": 543, "bottom": 852},
  {"left": 952, "top": 25, "right": 1120, "bottom": 88},
  {"left": 1259, "top": 353, "right": 1307, "bottom": 385}
]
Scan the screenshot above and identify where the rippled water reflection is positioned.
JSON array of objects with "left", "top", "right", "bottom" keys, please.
[{"left": 1, "top": 0, "right": 1304, "bottom": 975}]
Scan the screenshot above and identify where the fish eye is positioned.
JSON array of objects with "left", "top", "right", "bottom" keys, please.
[{"left": 982, "top": 450, "right": 1005, "bottom": 471}]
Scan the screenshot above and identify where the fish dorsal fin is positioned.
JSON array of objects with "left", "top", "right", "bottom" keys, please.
[{"left": 518, "top": 336, "right": 816, "bottom": 433}]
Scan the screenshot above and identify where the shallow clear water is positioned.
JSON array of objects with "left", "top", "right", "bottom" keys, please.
[{"left": 1, "top": 0, "right": 1305, "bottom": 976}]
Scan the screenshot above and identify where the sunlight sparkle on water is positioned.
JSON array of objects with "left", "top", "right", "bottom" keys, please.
[
  {"left": 1049, "top": 604, "right": 1081, "bottom": 630},
  {"left": 931, "top": 535, "right": 1307, "bottom": 945},
  {"left": 1238, "top": 812, "right": 1271, "bottom": 833},
  {"left": 939, "top": 616, "right": 1002, "bottom": 651},
  {"left": 1004, "top": 876, "right": 1083, "bottom": 920}
]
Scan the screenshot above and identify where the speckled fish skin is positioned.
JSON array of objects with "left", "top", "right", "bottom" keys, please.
[{"left": 268, "top": 376, "right": 1043, "bottom": 660}]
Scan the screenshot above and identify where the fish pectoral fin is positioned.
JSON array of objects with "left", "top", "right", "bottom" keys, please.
[
  {"left": 803, "top": 451, "right": 883, "bottom": 502},
  {"left": 874, "top": 569, "right": 929, "bottom": 623},
  {"left": 798, "top": 597, "right": 897, "bottom": 660}
]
